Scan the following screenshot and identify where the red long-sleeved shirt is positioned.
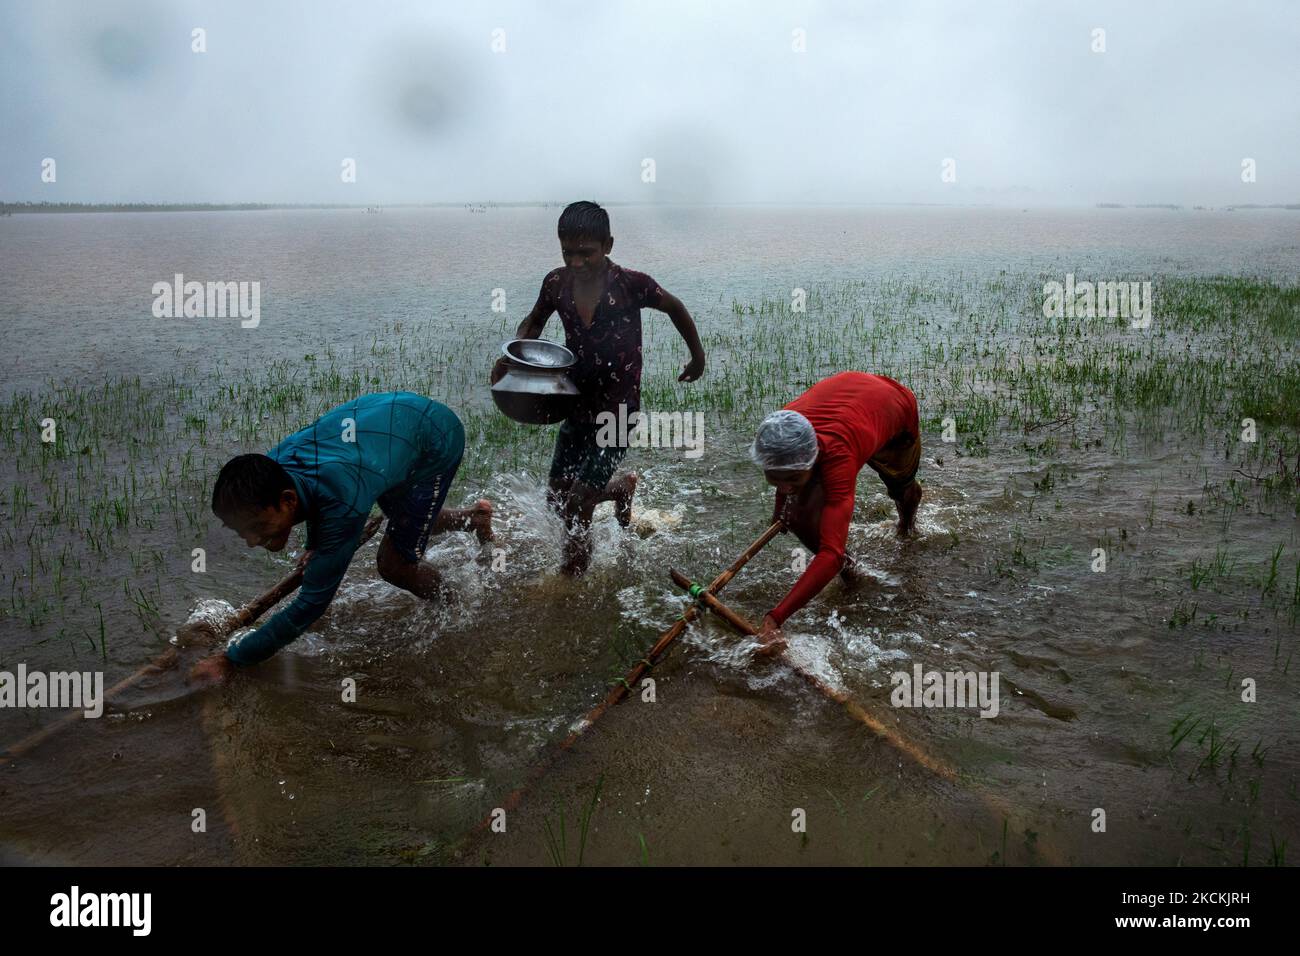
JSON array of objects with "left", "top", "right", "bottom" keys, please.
[{"left": 768, "top": 372, "right": 918, "bottom": 626}]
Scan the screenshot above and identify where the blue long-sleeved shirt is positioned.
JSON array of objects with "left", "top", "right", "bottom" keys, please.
[{"left": 226, "top": 392, "right": 464, "bottom": 664}]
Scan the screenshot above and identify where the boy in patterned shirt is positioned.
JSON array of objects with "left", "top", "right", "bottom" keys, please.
[{"left": 501, "top": 201, "right": 706, "bottom": 574}]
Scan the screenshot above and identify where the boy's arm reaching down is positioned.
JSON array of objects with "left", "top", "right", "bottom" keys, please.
[
  {"left": 226, "top": 515, "right": 368, "bottom": 665},
  {"left": 767, "top": 462, "right": 856, "bottom": 626},
  {"left": 515, "top": 305, "right": 551, "bottom": 340}
]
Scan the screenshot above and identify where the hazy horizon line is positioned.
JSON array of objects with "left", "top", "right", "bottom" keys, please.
[{"left": 4, "top": 199, "right": 1298, "bottom": 213}]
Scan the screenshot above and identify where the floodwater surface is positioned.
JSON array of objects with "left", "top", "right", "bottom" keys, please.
[{"left": 1, "top": 206, "right": 1297, "bottom": 865}]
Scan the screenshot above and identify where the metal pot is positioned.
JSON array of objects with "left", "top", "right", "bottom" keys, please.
[{"left": 491, "top": 339, "right": 581, "bottom": 425}]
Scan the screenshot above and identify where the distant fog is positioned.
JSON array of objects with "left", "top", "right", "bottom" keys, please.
[{"left": 2, "top": 0, "right": 1297, "bottom": 206}]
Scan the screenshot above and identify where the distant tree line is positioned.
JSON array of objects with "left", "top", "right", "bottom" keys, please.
[
  {"left": 0, "top": 200, "right": 580, "bottom": 214},
  {"left": 0, "top": 202, "right": 356, "bottom": 214},
  {"left": 1094, "top": 202, "right": 1300, "bottom": 211}
]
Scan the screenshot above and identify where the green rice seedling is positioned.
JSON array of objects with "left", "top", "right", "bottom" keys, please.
[
  {"left": 542, "top": 775, "right": 604, "bottom": 867},
  {"left": 605, "top": 621, "right": 653, "bottom": 682},
  {"left": 1290, "top": 562, "right": 1300, "bottom": 624},
  {"left": 1251, "top": 739, "right": 1269, "bottom": 767},
  {"left": 96, "top": 602, "right": 106, "bottom": 660},
  {"left": 575, "top": 774, "right": 604, "bottom": 867},
  {"left": 125, "top": 584, "right": 162, "bottom": 632},
  {"left": 1269, "top": 833, "right": 1287, "bottom": 866},
  {"left": 1168, "top": 600, "right": 1197, "bottom": 629},
  {"left": 1168, "top": 713, "right": 1203, "bottom": 754},
  {"left": 1189, "top": 558, "right": 1210, "bottom": 590}
]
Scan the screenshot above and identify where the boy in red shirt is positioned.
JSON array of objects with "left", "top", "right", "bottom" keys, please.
[{"left": 750, "top": 371, "right": 923, "bottom": 655}]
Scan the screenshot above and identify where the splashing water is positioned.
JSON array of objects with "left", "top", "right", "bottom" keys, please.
[
  {"left": 313, "top": 471, "right": 670, "bottom": 655},
  {"left": 172, "top": 598, "right": 239, "bottom": 646},
  {"left": 598, "top": 503, "right": 684, "bottom": 538}
]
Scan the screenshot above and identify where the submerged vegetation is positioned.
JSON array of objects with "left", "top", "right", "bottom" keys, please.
[
  {"left": 3, "top": 272, "right": 1295, "bottom": 653},
  {"left": 1, "top": 271, "right": 1296, "bottom": 865}
]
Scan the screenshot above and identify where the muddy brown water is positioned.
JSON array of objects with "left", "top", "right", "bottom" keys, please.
[{"left": 1, "top": 206, "right": 1297, "bottom": 865}]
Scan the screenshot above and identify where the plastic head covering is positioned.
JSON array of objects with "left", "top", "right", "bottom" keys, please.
[{"left": 750, "top": 410, "right": 819, "bottom": 472}]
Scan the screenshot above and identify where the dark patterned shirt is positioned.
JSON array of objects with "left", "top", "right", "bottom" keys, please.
[{"left": 531, "top": 260, "right": 666, "bottom": 423}]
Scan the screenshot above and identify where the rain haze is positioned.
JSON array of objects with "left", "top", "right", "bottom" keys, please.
[{"left": 2, "top": 0, "right": 1298, "bottom": 206}]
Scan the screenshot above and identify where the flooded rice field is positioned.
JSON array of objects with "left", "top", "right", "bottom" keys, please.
[{"left": 1, "top": 205, "right": 1297, "bottom": 865}]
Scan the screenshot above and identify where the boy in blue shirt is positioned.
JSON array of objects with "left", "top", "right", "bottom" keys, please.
[{"left": 192, "top": 392, "right": 492, "bottom": 679}]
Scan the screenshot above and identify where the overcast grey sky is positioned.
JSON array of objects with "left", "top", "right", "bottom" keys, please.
[{"left": 2, "top": 0, "right": 1296, "bottom": 206}]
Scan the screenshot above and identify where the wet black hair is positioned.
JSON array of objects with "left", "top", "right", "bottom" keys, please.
[
  {"left": 211, "top": 454, "right": 293, "bottom": 518},
  {"left": 557, "top": 200, "right": 610, "bottom": 242}
]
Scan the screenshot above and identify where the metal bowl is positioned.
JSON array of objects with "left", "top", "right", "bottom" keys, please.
[
  {"left": 502, "top": 339, "right": 576, "bottom": 370},
  {"left": 492, "top": 339, "right": 581, "bottom": 424}
]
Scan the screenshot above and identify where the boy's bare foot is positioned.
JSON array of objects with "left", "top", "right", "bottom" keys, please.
[
  {"left": 613, "top": 472, "right": 637, "bottom": 528},
  {"left": 470, "top": 499, "right": 494, "bottom": 544},
  {"left": 560, "top": 533, "right": 592, "bottom": 576},
  {"left": 377, "top": 541, "right": 449, "bottom": 601},
  {"left": 896, "top": 482, "right": 922, "bottom": 537},
  {"left": 434, "top": 501, "right": 495, "bottom": 543}
]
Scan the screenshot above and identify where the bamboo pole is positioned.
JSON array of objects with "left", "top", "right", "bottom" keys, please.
[
  {"left": 456, "top": 521, "right": 786, "bottom": 853},
  {"left": 669, "top": 568, "right": 953, "bottom": 779},
  {"left": 0, "top": 515, "right": 385, "bottom": 767},
  {"left": 668, "top": 568, "right": 1064, "bottom": 864}
]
